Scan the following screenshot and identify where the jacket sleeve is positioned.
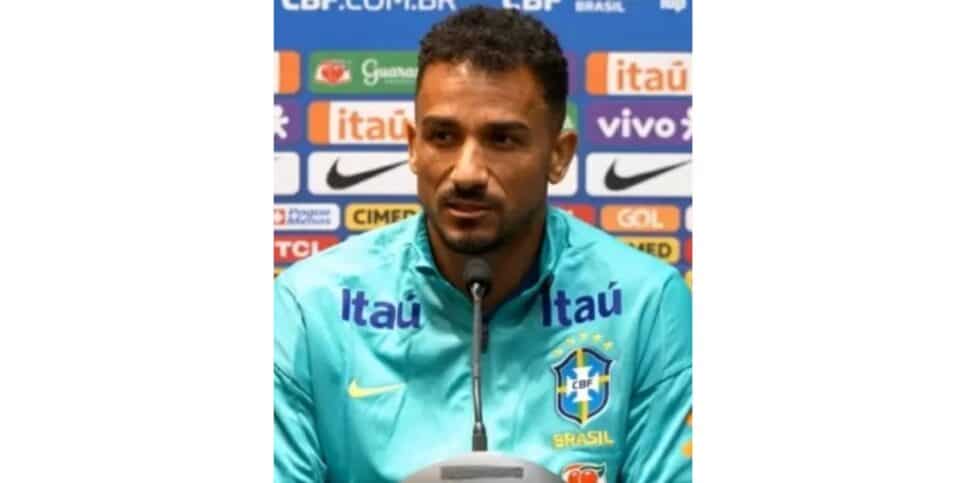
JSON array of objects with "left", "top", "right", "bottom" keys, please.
[
  {"left": 620, "top": 272, "right": 693, "bottom": 483},
  {"left": 275, "top": 279, "right": 326, "bottom": 483}
]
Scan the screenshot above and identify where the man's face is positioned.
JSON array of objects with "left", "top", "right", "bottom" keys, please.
[{"left": 407, "top": 62, "right": 575, "bottom": 255}]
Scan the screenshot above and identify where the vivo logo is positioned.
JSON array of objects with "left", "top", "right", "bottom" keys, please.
[{"left": 585, "top": 100, "right": 690, "bottom": 147}]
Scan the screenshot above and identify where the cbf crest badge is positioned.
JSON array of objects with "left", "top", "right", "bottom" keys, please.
[{"left": 552, "top": 347, "right": 614, "bottom": 427}]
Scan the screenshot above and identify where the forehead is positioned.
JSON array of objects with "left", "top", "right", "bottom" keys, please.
[{"left": 416, "top": 62, "right": 548, "bottom": 124}]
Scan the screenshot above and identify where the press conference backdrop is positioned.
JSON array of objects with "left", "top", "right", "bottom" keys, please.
[{"left": 274, "top": 0, "right": 692, "bottom": 289}]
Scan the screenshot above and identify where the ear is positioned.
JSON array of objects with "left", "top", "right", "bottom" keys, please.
[
  {"left": 405, "top": 118, "right": 419, "bottom": 174},
  {"left": 548, "top": 129, "right": 578, "bottom": 184}
]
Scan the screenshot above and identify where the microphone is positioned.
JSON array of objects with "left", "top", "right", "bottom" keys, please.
[
  {"left": 462, "top": 257, "right": 491, "bottom": 452},
  {"left": 401, "top": 258, "right": 562, "bottom": 482}
]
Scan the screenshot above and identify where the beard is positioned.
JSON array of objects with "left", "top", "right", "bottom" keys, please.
[{"left": 426, "top": 200, "right": 544, "bottom": 256}]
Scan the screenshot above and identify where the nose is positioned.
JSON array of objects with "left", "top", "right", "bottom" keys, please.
[{"left": 450, "top": 139, "right": 488, "bottom": 192}]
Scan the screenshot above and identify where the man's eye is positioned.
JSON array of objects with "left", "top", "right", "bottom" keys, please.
[
  {"left": 429, "top": 131, "right": 454, "bottom": 143},
  {"left": 492, "top": 133, "right": 518, "bottom": 147}
]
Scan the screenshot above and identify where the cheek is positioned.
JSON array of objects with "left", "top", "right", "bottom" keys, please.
[
  {"left": 414, "top": 153, "right": 448, "bottom": 194},
  {"left": 492, "top": 157, "right": 547, "bottom": 199}
]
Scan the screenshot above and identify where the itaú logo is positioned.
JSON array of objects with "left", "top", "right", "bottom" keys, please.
[{"left": 308, "top": 101, "right": 413, "bottom": 145}]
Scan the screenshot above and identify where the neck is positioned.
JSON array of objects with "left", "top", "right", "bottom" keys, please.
[{"left": 428, "top": 207, "right": 546, "bottom": 313}]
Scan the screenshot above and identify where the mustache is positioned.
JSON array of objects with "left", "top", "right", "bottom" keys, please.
[{"left": 440, "top": 186, "right": 496, "bottom": 206}]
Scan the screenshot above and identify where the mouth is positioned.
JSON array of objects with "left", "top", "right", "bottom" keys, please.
[{"left": 445, "top": 200, "right": 492, "bottom": 219}]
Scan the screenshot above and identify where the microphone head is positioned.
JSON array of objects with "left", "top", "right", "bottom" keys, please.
[{"left": 462, "top": 257, "right": 492, "bottom": 295}]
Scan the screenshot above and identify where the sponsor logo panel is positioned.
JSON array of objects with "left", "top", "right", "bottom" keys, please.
[
  {"left": 274, "top": 234, "right": 340, "bottom": 264},
  {"left": 685, "top": 205, "right": 692, "bottom": 232},
  {"left": 275, "top": 50, "right": 300, "bottom": 94},
  {"left": 585, "top": 52, "right": 690, "bottom": 96},
  {"left": 308, "top": 151, "right": 415, "bottom": 195},
  {"left": 308, "top": 51, "right": 417, "bottom": 94},
  {"left": 346, "top": 203, "right": 421, "bottom": 231},
  {"left": 308, "top": 101, "right": 413, "bottom": 145},
  {"left": 555, "top": 204, "right": 595, "bottom": 225},
  {"left": 274, "top": 152, "right": 300, "bottom": 196},
  {"left": 619, "top": 236, "right": 680, "bottom": 263},
  {"left": 585, "top": 100, "right": 690, "bottom": 147},
  {"left": 274, "top": 203, "right": 341, "bottom": 231},
  {"left": 600, "top": 205, "right": 680, "bottom": 232},
  {"left": 586, "top": 153, "right": 691, "bottom": 197},
  {"left": 275, "top": 99, "right": 303, "bottom": 146},
  {"left": 684, "top": 237, "right": 691, "bottom": 264}
]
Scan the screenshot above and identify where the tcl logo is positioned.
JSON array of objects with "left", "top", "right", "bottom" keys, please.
[
  {"left": 503, "top": 0, "right": 560, "bottom": 11},
  {"left": 274, "top": 235, "right": 339, "bottom": 264}
]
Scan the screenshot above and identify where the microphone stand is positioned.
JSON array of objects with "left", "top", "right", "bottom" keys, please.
[
  {"left": 470, "top": 281, "right": 487, "bottom": 451},
  {"left": 401, "top": 259, "right": 563, "bottom": 483}
]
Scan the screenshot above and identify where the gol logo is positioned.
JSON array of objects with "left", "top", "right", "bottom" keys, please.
[
  {"left": 274, "top": 235, "right": 340, "bottom": 264},
  {"left": 345, "top": 203, "right": 420, "bottom": 231},
  {"left": 601, "top": 205, "right": 679, "bottom": 232},
  {"left": 308, "top": 101, "right": 413, "bottom": 145},
  {"left": 586, "top": 52, "right": 690, "bottom": 96},
  {"left": 619, "top": 237, "right": 680, "bottom": 263}
]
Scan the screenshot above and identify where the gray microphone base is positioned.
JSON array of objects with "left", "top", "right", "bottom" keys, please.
[{"left": 402, "top": 451, "right": 564, "bottom": 483}]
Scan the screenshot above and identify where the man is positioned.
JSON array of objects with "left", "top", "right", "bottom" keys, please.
[{"left": 275, "top": 6, "right": 692, "bottom": 482}]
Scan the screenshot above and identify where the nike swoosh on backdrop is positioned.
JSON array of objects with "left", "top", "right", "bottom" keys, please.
[
  {"left": 326, "top": 158, "right": 408, "bottom": 190},
  {"left": 603, "top": 159, "right": 691, "bottom": 191},
  {"left": 347, "top": 379, "right": 405, "bottom": 399}
]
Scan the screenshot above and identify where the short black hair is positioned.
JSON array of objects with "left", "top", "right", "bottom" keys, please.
[{"left": 416, "top": 5, "right": 569, "bottom": 131}]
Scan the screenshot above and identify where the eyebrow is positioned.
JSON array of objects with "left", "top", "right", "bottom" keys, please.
[{"left": 421, "top": 116, "right": 530, "bottom": 132}]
